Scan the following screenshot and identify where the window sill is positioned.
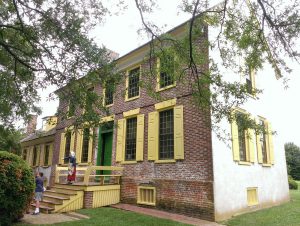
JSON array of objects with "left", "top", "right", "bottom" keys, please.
[
  {"left": 155, "top": 159, "right": 176, "bottom": 164},
  {"left": 238, "top": 161, "right": 252, "bottom": 166},
  {"left": 121, "top": 161, "right": 137, "bottom": 165},
  {"left": 156, "top": 83, "right": 176, "bottom": 92},
  {"left": 125, "top": 95, "right": 140, "bottom": 102},
  {"left": 262, "top": 163, "right": 272, "bottom": 167},
  {"left": 41, "top": 165, "right": 51, "bottom": 168},
  {"left": 104, "top": 104, "right": 113, "bottom": 108},
  {"left": 77, "top": 163, "right": 90, "bottom": 166}
]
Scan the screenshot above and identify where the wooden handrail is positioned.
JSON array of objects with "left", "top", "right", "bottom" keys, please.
[{"left": 55, "top": 164, "right": 124, "bottom": 185}]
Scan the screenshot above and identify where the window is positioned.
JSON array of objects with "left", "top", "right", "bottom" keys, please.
[
  {"left": 81, "top": 128, "right": 90, "bottom": 163},
  {"left": 147, "top": 99, "right": 184, "bottom": 163},
  {"left": 23, "top": 149, "right": 27, "bottom": 161},
  {"left": 44, "top": 145, "right": 50, "bottom": 166},
  {"left": 104, "top": 86, "right": 114, "bottom": 106},
  {"left": 256, "top": 118, "right": 274, "bottom": 165},
  {"left": 64, "top": 132, "right": 71, "bottom": 164},
  {"left": 137, "top": 186, "right": 156, "bottom": 206},
  {"left": 158, "top": 54, "right": 175, "bottom": 90},
  {"left": 85, "top": 87, "right": 94, "bottom": 113},
  {"left": 231, "top": 109, "right": 255, "bottom": 164},
  {"left": 159, "top": 109, "right": 174, "bottom": 160},
  {"left": 75, "top": 127, "right": 93, "bottom": 164},
  {"left": 127, "top": 67, "right": 140, "bottom": 99},
  {"left": 125, "top": 117, "right": 137, "bottom": 161},
  {"left": 32, "top": 146, "right": 38, "bottom": 166},
  {"left": 247, "top": 187, "right": 258, "bottom": 206},
  {"left": 115, "top": 109, "right": 144, "bottom": 163},
  {"left": 68, "top": 100, "right": 76, "bottom": 118},
  {"left": 245, "top": 67, "right": 255, "bottom": 95}
]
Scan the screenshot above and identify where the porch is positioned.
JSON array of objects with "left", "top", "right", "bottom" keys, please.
[{"left": 33, "top": 165, "right": 123, "bottom": 213}]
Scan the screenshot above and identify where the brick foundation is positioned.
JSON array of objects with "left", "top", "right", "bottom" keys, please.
[{"left": 83, "top": 191, "right": 94, "bottom": 208}]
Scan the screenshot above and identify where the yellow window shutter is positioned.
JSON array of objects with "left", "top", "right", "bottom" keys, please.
[
  {"left": 76, "top": 129, "right": 83, "bottom": 163},
  {"left": 116, "top": 119, "right": 125, "bottom": 162},
  {"left": 256, "top": 133, "right": 263, "bottom": 163},
  {"left": 247, "top": 129, "right": 255, "bottom": 163},
  {"left": 148, "top": 112, "right": 158, "bottom": 161},
  {"left": 40, "top": 144, "right": 45, "bottom": 166},
  {"left": 49, "top": 144, "right": 53, "bottom": 165},
  {"left": 88, "top": 128, "right": 94, "bottom": 163},
  {"left": 28, "top": 146, "right": 33, "bottom": 166},
  {"left": 267, "top": 122, "right": 275, "bottom": 164},
  {"left": 136, "top": 114, "right": 144, "bottom": 161},
  {"left": 59, "top": 132, "right": 66, "bottom": 164},
  {"left": 70, "top": 130, "right": 75, "bottom": 152},
  {"left": 174, "top": 105, "right": 184, "bottom": 160},
  {"left": 231, "top": 115, "right": 240, "bottom": 161},
  {"left": 36, "top": 146, "right": 41, "bottom": 166}
]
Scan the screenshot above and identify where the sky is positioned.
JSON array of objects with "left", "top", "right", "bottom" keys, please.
[{"left": 36, "top": 0, "right": 300, "bottom": 147}]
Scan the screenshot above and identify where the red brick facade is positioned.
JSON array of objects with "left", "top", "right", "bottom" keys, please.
[{"left": 52, "top": 25, "right": 215, "bottom": 220}]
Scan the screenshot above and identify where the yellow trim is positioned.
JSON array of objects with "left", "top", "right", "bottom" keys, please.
[
  {"left": 125, "top": 65, "right": 141, "bottom": 101},
  {"left": 123, "top": 108, "right": 140, "bottom": 118},
  {"left": 154, "top": 98, "right": 177, "bottom": 110},
  {"left": 39, "top": 144, "right": 45, "bottom": 166},
  {"left": 155, "top": 159, "right": 176, "bottom": 164},
  {"left": 262, "top": 163, "right": 272, "bottom": 167},
  {"left": 100, "top": 115, "right": 115, "bottom": 123},
  {"left": 147, "top": 111, "right": 158, "bottom": 161},
  {"left": 174, "top": 105, "right": 184, "bottom": 160},
  {"left": 121, "top": 161, "right": 137, "bottom": 164},
  {"left": 116, "top": 119, "right": 125, "bottom": 162},
  {"left": 238, "top": 161, "right": 252, "bottom": 166},
  {"left": 136, "top": 114, "right": 144, "bottom": 161},
  {"left": 137, "top": 186, "right": 156, "bottom": 206},
  {"left": 247, "top": 187, "right": 259, "bottom": 206}
]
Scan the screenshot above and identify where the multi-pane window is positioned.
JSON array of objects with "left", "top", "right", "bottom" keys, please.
[
  {"left": 238, "top": 124, "right": 247, "bottom": 161},
  {"left": 44, "top": 145, "right": 50, "bottom": 166},
  {"left": 81, "top": 128, "right": 90, "bottom": 163},
  {"left": 259, "top": 120, "right": 268, "bottom": 164},
  {"left": 85, "top": 87, "right": 94, "bottom": 113},
  {"left": 64, "top": 132, "right": 71, "bottom": 164},
  {"left": 32, "top": 146, "right": 38, "bottom": 166},
  {"left": 160, "top": 55, "right": 174, "bottom": 89},
  {"left": 104, "top": 86, "right": 114, "bottom": 106},
  {"left": 159, "top": 109, "right": 174, "bottom": 160},
  {"left": 68, "top": 100, "right": 76, "bottom": 117},
  {"left": 245, "top": 67, "right": 255, "bottom": 95},
  {"left": 125, "top": 117, "right": 137, "bottom": 161},
  {"left": 235, "top": 112, "right": 248, "bottom": 162},
  {"left": 128, "top": 67, "right": 140, "bottom": 99},
  {"left": 23, "top": 149, "right": 27, "bottom": 160}
]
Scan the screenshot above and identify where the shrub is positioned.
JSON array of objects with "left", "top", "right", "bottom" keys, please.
[
  {"left": 288, "top": 175, "right": 298, "bottom": 190},
  {"left": 0, "top": 151, "right": 34, "bottom": 225}
]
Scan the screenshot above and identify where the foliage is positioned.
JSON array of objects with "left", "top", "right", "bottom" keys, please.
[
  {"left": 223, "top": 181, "right": 300, "bottom": 226},
  {"left": 0, "top": 0, "right": 118, "bottom": 127},
  {"left": 0, "top": 126, "right": 23, "bottom": 155},
  {"left": 285, "top": 142, "right": 300, "bottom": 180},
  {"left": 288, "top": 175, "right": 298, "bottom": 190},
  {"left": 0, "top": 151, "right": 34, "bottom": 226}
]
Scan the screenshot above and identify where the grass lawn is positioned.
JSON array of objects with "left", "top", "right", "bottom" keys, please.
[
  {"left": 17, "top": 207, "right": 191, "bottom": 226},
  {"left": 223, "top": 182, "right": 300, "bottom": 226}
]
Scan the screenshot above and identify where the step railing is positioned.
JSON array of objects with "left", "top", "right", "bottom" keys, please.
[{"left": 55, "top": 165, "right": 124, "bottom": 185}]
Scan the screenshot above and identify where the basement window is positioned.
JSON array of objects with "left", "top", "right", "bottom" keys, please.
[
  {"left": 137, "top": 186, "right": 156, "bottom": 206},
  {"left": 247, "top": 187, "right": 258, "bottom": 206}
]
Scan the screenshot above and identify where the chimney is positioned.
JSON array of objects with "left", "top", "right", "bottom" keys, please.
[{"left": 26, "top": 115, "right": 37, "bottom": 135}]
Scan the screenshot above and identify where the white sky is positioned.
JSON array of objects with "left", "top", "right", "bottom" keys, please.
[{"left": 37, "top": 0, "right": 300, "bottom": 147}]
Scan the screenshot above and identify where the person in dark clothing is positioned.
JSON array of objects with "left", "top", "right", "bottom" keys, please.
[
  {"left": 32, "top": 172, "right": 44, "bottom": 215},
  {"left": 63, "top": 151, "right": 76, "bottom": 184}
]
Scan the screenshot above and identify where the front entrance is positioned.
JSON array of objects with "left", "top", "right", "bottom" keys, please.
[{"left": 97, "top": 122, "right": 113, "bottom": 175}]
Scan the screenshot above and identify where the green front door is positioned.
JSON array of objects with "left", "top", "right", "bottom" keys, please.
[{"left": 97, "top": 123, "right": 113, "bottom": 175}]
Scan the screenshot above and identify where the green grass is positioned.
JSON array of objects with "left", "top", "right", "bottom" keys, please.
[
  {"left": 17, "top": 207, "right": 190, "bottom": 226},
  {"left": 223, "top": 182, "right": 300, "bottom": 226}
]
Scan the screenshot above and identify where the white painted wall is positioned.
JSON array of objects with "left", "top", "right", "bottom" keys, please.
[{"left": 209, "top": 37, "right": 290, "bottom": 220}]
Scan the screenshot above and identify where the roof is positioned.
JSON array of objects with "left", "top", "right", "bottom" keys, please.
[{"left": 20, "top": 127, "right": 56, "bottom": 143}]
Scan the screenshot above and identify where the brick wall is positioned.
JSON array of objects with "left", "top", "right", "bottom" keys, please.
[{"left": 83, "top": 191, "right": 94, "bottom": 208}]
